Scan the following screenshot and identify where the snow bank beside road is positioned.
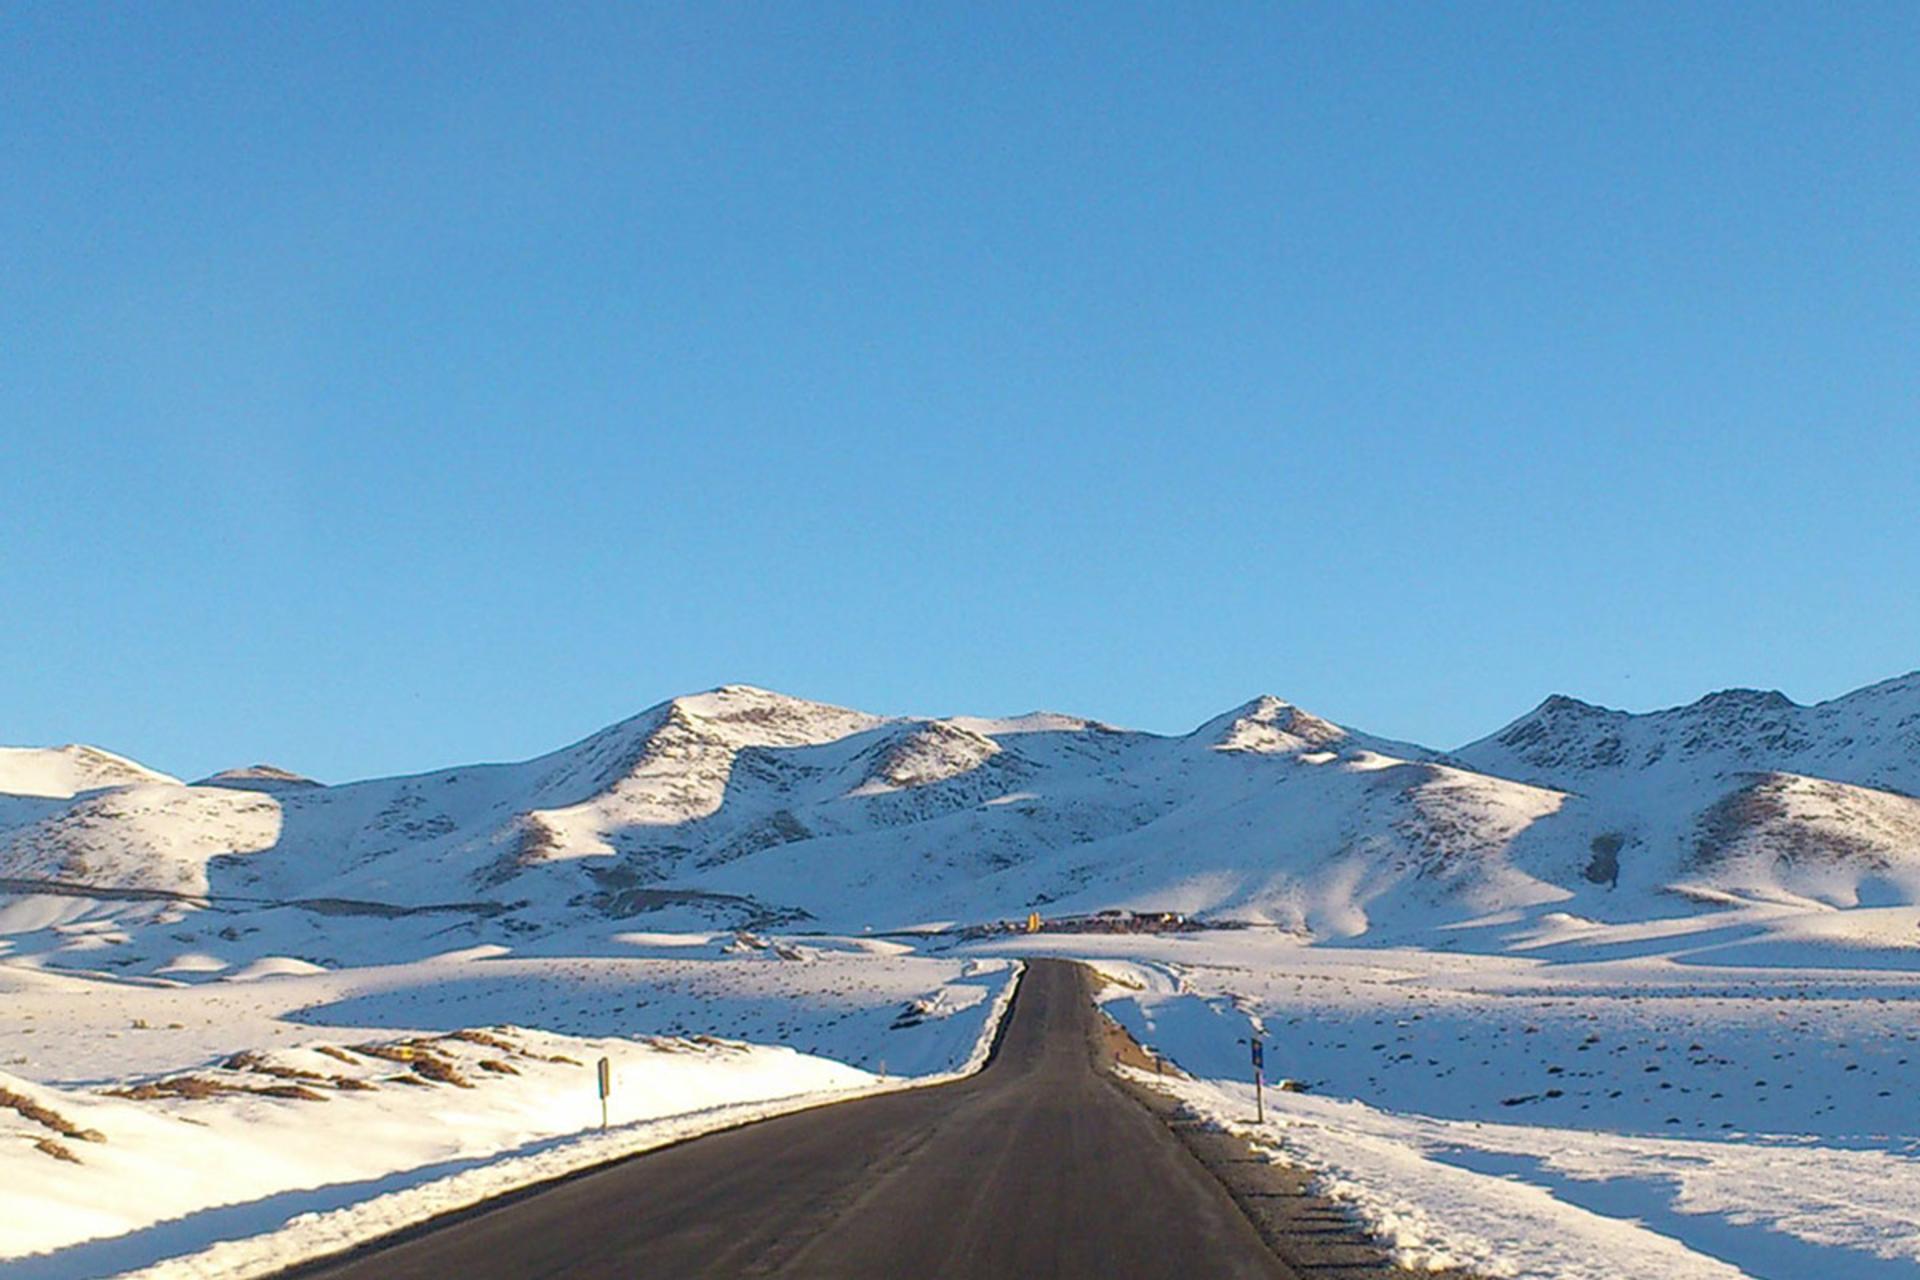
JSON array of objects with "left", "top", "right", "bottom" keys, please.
[
  {"left": 0, "top": 949, "right": 1020, "bottom": 1280},
  {"left": 1140, "top": 1070, "right": 1920, "bottom": 1280},
  {"left": 5, "top": 1032, "right": 872, "bottom": 1279},
  {"left": 109, "top": 1048, "right": 1007, "bottom": 1280},
  {"left": 1087, "top": 936, "right": 1920, "bottom": 1279}
]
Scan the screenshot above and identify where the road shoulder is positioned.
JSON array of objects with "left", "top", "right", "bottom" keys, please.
[{"left": 1090, "top": 993, "right": 1477, "bottom": 1280}]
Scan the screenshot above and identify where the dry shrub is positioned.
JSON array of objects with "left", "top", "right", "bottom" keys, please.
[
  {"left": 107, "top": 1076, "right": 236, "bottom": 1101},
  {"left": 446, "top": 1030, "right": 518, "bottom": 1053},
  {"left": 476, "top": 1059, "right": 519, "bottom": 1075},
  {"left": 33, "top": 1137, "right": 80, "bottom": 1164},
  {"left": 0, "top": 1086, "right": 106, "bottom": 1142},
  {"left": 108, "top": 1074, "right": 328, "bottom": 1103},
  {"left": 353, "top": 1039, "right": 475, "bottom": 1087},
  {"left": 223, "top": 1051, "right": 326, "bottom": 1082},
  {"left": 645, "top": 1037, "right": 695, "bottom": 1054},
  {"left": 406, "top": 1056, "right": 474, "bottom": 1088},
  {"left": 352, "top": 1044, "right": 420, "bottom": 1065}
]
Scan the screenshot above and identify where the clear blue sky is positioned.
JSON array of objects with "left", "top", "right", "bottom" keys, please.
[{"left": 4, "top": 3, "right": 1915, "bottom": 782}]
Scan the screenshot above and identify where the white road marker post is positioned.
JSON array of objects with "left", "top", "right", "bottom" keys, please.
[
  {"left": 597, "top": 1056, "right": 611, "bottom": 1130},
  {"left": 1250, "top": 1037, "right": 1264, "bottom": 1124}
]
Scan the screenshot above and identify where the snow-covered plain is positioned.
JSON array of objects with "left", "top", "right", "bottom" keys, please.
[
  {"left": 0, "top": 936, "right": 1017, "bottom": 1278},
  {"left": 1046, "top": 930, "right": 1920, "bottom": 1280},
  {"left": 8, "top": 673, "right": 1920, "bottom": 1278}
]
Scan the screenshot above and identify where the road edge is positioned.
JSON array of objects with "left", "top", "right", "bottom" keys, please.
[
  {"left": 1086, "top": 979, "right": 1480, "bottom": 1280},
  {"left": 99, "top": 961, "right": 1027, "bottom": 1280}
]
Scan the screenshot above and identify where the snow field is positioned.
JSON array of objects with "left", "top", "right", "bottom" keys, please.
[
  {"left": 0, "top": 941, "right": 1020, "bottom": 1279},
  {"left": 1061, "top": 931, "right": 1920, "bottom": 1279}
]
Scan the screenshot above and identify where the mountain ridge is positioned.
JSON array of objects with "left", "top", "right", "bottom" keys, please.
[{"left": 4, "top": 671, "right": 1918, "bottom": 965}]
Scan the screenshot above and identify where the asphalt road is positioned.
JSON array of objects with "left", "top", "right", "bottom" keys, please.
[{"left": 291, "top": 958, "right": 1292, "bottom": 1280}]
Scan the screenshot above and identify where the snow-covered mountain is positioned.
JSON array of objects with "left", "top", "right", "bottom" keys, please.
[
  {"left": 0, "top": 748, "right": 258, "bottom": 895},
  {"left": 0, "top": 744, "right": 175, "bottom": 800},
  {"left": 1458, "top": 672, "right": 1920, "bottom": 912},
  {"left": 0, "top": 782, "right": 281, "bottom": 895},
  {"left": 1459, "top": 673, "right": 1920, "bottom": 795},
  {"left": 4, "top": 673, "right": 1919, "bottom": 963}
]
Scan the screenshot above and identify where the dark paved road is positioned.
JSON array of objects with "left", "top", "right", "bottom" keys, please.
[{"left": 290, "top": 958, "right": 1291, "bottom": 1280}]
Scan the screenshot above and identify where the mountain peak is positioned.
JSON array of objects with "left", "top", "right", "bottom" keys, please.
[
  {"left": 1486, "top": 692, "right": 1622, "bottom": 738},
  {"left": 858, "top": 719, "right": 1003, "bottom": 792},
  {"left": 196, "top": 764, "right": 322, "bottom": 793},
  {"left": 1687, "top": 687, "right": 1795, "bottom": 714},
  {"left": 0, "top": 744, "right": 178, "bottom": 799},
  {"left": 1237, "top": 693, "right": 1296, "bottom": 718},
  {"left": 659, "top": 686, "right": 887, "bottom": 740},
  {"left": 1536, "top": 693, "right": 1612, "bottom": 716},
  {"left": 1199, "top": 695, "right": 1350, "bottom": 755}
]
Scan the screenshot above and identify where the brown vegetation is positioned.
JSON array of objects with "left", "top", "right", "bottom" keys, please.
[
  {"left": 224, "top": 1051, "right": 327, "bottom": 1082},
  {"left": 108, "top": 1074, "right": 327, "bottom": 1103},
  {"left": 108, "top": 1075, "right": 241, "bottom": 1100},
  {"left": 33, "top": 1137, "right": 80, "bottom": 1163},
  {"left": 104, "top": 1027, "right": 559, "bottom": 1111},
  {"left": 353, "top": 1040, "right": 475, "bottom": 1087},
  {"left": 0, "top": 1085, "right": 106, "bottom": 1143},
  {"left": 446, "top": 1029, "right": 519, "bottom": 1053}
]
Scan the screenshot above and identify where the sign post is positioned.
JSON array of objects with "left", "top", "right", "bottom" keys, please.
[
  {"left": 1250, "top": 1038, "right": 1265, "bottom": 1124},
  {"left": 597, "top": 1056, "right": 611, "bottom": 1130}
]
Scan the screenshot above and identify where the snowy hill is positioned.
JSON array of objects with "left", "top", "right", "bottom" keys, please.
[
  {"left": 1688, "top": 771, "right": 1920, "bottom": 908},
  {"left": 0, "top": 745, "right": 175, "bottom": 800},
  {"left": 0, "top": 748, "right": 196, "bottom": 881},
  {"left": 4, "top": 674, "right": 1920, "bottom": 964},
  {"left": 0, "top": 782, "right": 280, "bottom": 895},
  {"left": 1457, "top": 673, "right": 1920, "bottom": 916}
]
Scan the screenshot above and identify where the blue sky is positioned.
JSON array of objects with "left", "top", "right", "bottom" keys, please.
[{"left": 4, "top": 3, "right": 1915, "bottom": 782}]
